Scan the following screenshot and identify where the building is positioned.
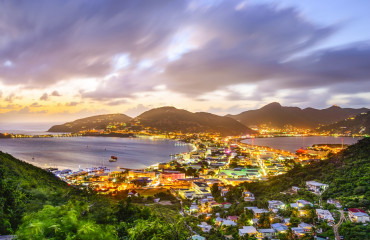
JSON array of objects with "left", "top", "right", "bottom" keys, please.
[
  {"left": 271, "top": 223, "right": 288, "bottom": 233},
  {"left": 221, "top": 202, "right": 232, "bottom": 209},
  {"left": 197, "top": 222, "right": 212, "bottom": 233},
  {"left": 298, "top": 222, "right": 313, "bottom": 232},
  {"left": 348, "top": 208, "right": 369, "bottom": 223},
  {"left": 306, "top": 181, "right": 328, "bottom": 194},
  {"left": 256, "top": 229, "right": 275, "bottom": 239},
  {"left": 227, "top": 216, "right": 238, "bottom": 222},
  {"left": 248, "top": 207, "right": 269, "bottom": 218},
  {"left": 295, "top": 200, "right": 313, "bottom": 208},
  {"left": 316, "top": 209, "right": 334, "bottom": 222},
  {"left": 221, "top": 220, "right": 237, "bottom": 226},
  {"left": 178, "top": 189, "right": 195, "bottom": 199},
  {"left": 191, "top": 235, "right": 206, "bottom": 240},
  {"left": 291, "top": 227, "right": 305, "bottom": 237},
  {"left": 326, "top": 199, "right": 341, "bottom": 208},
  {"left": 160, "top": 171, "right": 185, "bottom": 183},
  {"left": 243, "top": 191, "right": 255, "bottom": 202},
  {"left": 192, "top": 182, "right": 211, "bottom": 195},
  {"left": 239, "top": 226, "right": 257, "bottom": 237},
  {"left": 268, "top": 200, "right": 285, "bottom": 212},
  {"left": 128, "top": 170, "right": 156, "bottom": 180}
]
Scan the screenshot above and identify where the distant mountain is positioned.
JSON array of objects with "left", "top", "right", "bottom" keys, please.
[
  {"left": 227, "top": 102, "right": 368, "bottom": 128},
  {"left": 135, "top": 106, "right": 254, "bottom": 136},
  {"left": 316, "top": 111, "right": 370, "bottom": 134},
  {"left": 48, "top": 114, "right": 132, "bottom": 132}
]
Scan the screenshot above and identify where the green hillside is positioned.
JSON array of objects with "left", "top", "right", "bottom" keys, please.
[
  {"left": 228, "top": 102, "right": 368, "bottom": 129},
  {"left": 136, "top": 106, "right": 254, "bottom": 136},
  {"left": 242, "top": 137, "right": 370, "bottom": 209},
  {"left": 48, "top": 113, "right": 132, "bottom": 132},
  {"left": 316, "top": 111, "right": 370, "bottom": 135},
  {"left": 0, "top": 152, "right": 69, "bottom": 234},
  {"left": 0, "top": 152, "right": 190, "bottom": 239}
]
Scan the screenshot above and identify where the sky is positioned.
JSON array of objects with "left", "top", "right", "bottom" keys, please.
[{"left": 0, "top": 0, "right": 369, "bottom": 125}]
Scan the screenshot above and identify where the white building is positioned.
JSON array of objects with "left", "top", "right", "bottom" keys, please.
[
  {"left": 239, "top": 226, "right": 257, "bottom": 237},
  {"left": 268, "top": 200, "right": 285, "bottom": 212},
  {"left": 306, "top": 181, "right": 328, "bottom": 194},
  {"left": 197, "top": 222, "right": 212, "bottom": 233},
  {"left": 316, "top": 209, "right": 335, "bottom": 222},
  {"left": 348, "top": 208, "right": 369, "bottom": 223}
]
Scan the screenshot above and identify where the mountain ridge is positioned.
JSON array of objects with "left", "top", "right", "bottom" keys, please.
[
  {"left": 48, "top": 113, "right": 132, "bottom": 132},
  {"left": 47, "top": 103, "right": 369, "bottom": 133},
  {"left": 134, "top": 106, "right": 254, "bottom": 136},
  {"left": 227, "top": 103, "right": 369, "bottom": 128}
]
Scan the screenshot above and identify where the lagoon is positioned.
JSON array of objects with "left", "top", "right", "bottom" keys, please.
[
  {"left": 0, "top": 136, "right": 189, "bottom": 170},
  {"left": 241, "top": 136, "right": 362, "bottom": 152}
]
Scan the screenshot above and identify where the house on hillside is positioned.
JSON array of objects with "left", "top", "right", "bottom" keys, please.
[
  {"left": 298, "top": 222, "right": 313, "bottom": 232},
  {"left": 348, "top": 208, "right": 369, "bottom": 223},
  {"left": 239, "top": 226, "right": 257, "bottom": 237},
  {"left": 306, "top": 181, "right": 328, "bottom": 194},
  {"left": 256, "top": 229, "right": 275, "bottom": 239},
  {"left": 271, "top": 223, "right": 288, "bottom": 233},
  {"left": 326, "top": 199, "right": 341, "bottom": 208},
  {"left": 128, "top": 190, "right": 138, "bottom": 197},
  {"left": 268, "top": 200, "right": 285, "bottom": 212},
  {"left": 197, "top": 222, "right": 212, "bottom": 233},
  {"left": 316, "top": 209, "right": 334, "bottom": 222},
  {"left": 243, "top": 191, "right": 255, "bottom": 201},
  {"left": 291, "top": 227, "right": 305, "bottom": 237}
]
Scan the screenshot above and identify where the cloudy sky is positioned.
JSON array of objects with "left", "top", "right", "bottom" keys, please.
[{"left": 1, "top": 0, "right": 369, "bottom": 125}]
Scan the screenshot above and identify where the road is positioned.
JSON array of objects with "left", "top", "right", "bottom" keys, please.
[{"left": 333, "top": 210, "right": 345, "bottom": 240}]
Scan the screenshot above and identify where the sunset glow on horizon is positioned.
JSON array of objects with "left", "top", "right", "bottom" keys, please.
[{"left": 1, "top": 0, "right": 370, "bottom": 124}]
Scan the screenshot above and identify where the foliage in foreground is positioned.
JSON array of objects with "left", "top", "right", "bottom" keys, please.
[{"left": 0, "top": 151, "right": 190, "bottom": 239}]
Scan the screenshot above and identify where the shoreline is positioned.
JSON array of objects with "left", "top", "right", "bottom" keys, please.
[{"left": 0, "top": 135, "right": 196, "bottom": 172}]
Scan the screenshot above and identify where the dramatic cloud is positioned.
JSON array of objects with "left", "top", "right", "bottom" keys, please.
[
  {"left": 0, "top": 0, "right": 188, "bottom": 87},
  {"left": 0, "top": 0, "right": 368, "bottom": 119},
  {"left": 163, "top": 2, "right": 337, "bottom": 95}
]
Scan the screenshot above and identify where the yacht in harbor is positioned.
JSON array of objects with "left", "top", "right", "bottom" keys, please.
[{"left": 109, "top": 156, "right": 118, "bottom": 162}]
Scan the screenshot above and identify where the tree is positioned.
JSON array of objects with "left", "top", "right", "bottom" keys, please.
[
  {"left": 185, "top": 167, "right": 198, "bottom": 177},
  {"left": 258, "top": 213, "right": 271, "bottom": 228},
  {"left": 211, "top": 183, "right": 221, "bottom": 199},
  {"left": 16, "top": 202, "right": 117, "bottom": 240}
]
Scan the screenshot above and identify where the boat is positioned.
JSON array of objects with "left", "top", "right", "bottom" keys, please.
[{"left": 109, "top": 156, "right": 118, "bottom": 162}]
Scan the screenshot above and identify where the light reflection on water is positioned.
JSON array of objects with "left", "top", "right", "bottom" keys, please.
[
  {"left": 241, "top": 136, "right": 362, "bottom": 152},
  {"left": 0, "top": 136, "right": 189, "bottom": 170}
]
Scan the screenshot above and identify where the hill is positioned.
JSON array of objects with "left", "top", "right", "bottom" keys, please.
[
  {"left": 135, "top": 106, "right": 254, "bottom": 136},
  {"left": 0, "top": 152, "right": 189, "bottom": 239},
  {"left": 227, "top": 102, "right": 368, "bottom": 129},
  {"left": 48, "top": 113, "right": 132, "bottom": 132},
  {"left": 0, "top": 151, "right": 71, "bottom": 234},
  {"left": 316, "top": 111, "right": 370, "bottom": 135},
  {"left": 242, "top": 137, "right": 370, "bottom": 209}
]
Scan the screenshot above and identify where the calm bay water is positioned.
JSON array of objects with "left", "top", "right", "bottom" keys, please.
[
  {"left": 0, "top": 136, "right": 189, "bottom": 170},
  {"left": 241, "top": 136, "right": 362, "bottom": 152}
]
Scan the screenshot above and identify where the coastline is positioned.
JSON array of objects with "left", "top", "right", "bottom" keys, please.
[{"left": 0, "top": 134, "right": 195, "bottom": 172}]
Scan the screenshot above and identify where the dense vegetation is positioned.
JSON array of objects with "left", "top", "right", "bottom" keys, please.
[
  {"left": 48, "top": 114, "right": 132, "bottom": 132},
  {"left": 242, "top": 137, "right": 370, "bottom": 209},
  {"left": 1, "top": 138, "right": 369, "bottom": 239},
  {"left": 317, "top": 111, "right": 370, "bottom": 135},
  {"left": 135, "top": 106, "right": 254, "bottom": 136},
  {"left": 0, "top": 151, "right": 190, "bottom": 239}
]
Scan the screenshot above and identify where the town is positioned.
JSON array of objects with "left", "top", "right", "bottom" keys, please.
[{"left": 48, "top": 131, "right": 368, "bottom": 240}]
